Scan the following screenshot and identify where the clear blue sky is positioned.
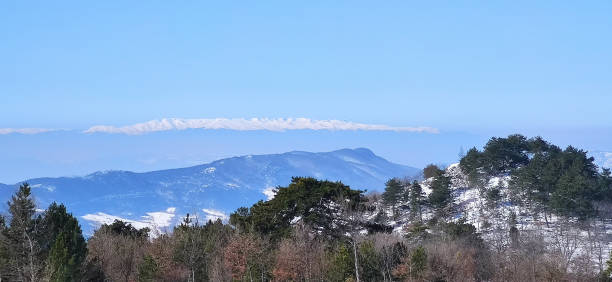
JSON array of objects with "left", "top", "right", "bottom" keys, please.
[{"left": 1, "top": 1, "right": 611, "bottom": 182}]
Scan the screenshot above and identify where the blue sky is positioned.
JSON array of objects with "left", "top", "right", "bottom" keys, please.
[{"left": 1, "top": 2, "right": 612, "bottom": 183}]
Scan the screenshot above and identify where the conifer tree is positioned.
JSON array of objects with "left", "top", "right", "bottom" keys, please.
[
  {"left": 137, "top": 255, "right": 159, "bottom": 282},
  {"left": 428, "top": 174, "right": 453, "bottom": 218},
  {"left": 6, "top": 183, "right": 42, "bottom": 282},
  {"left": 43, "top": 203, "right": 87, "bottom": 282},
  {"left": 408, "top": 181, "right": 424, "bottom": 221},
  {"left": 382, "top": 178, "right": 403, "bottom": 209}
]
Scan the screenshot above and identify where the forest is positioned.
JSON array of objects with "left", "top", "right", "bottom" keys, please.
[{"left": 1, "top": 134, "right": 612, "bottom": 281}]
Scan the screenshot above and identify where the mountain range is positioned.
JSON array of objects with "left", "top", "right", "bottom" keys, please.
[{"left": 0, "top": 148, "right": 418, "bottom": 235}]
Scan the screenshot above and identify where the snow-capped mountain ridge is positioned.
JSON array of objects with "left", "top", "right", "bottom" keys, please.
[{"left": 0, "top": 148, "right": 419, "bottom": 235}]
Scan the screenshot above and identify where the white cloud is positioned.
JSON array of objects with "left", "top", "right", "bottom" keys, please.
[
  {"left": 83, "top": 118, "right": 439, "bottom": 135},
  {"left": 201, "top": 208, "right": 228, "bottom": 222},
  {"left": 0, "top": 128, "right": 57, "bottom": 135}
]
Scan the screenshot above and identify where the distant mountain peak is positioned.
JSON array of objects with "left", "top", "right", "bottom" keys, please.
[{"left": 0, "top": 148, "right": 419, "bottom": 235}]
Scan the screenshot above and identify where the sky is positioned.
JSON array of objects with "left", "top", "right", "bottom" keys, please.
[{"left": 1, "top": 1, "right": 612, "bottom": 183}]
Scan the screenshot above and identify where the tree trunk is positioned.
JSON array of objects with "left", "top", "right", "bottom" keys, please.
[
  {"left": 25, "top": 231, "right": 35, "bottom": 282},
  {"left": 352, "top": 240, "right": 360, "bottom": 282}
]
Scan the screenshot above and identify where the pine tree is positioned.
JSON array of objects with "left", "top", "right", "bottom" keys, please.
[
  {"left": 382, "top": 178, "right": 403, "bottom": 209},
  {"left": 428, "top": 174, "right": 453, "bottom": 218},
  {"left": 408, "top": 181, "right": 424, "bottom": 222},
  {"left": 6, "top": 183, "right": 42, "bottom": 282},
  {"left": 43, "top": 203, "right": 87, "bottom": 282}
]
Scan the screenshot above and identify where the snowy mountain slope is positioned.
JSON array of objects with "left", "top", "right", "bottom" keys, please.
[
  {"left": 0, "top": 148, "right": 418, "bottom": 235},
  {"left": 371, "top": 164, "right": 612, "bottom": 272}
]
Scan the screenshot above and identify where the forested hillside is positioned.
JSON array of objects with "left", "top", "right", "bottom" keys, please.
[{"left": 1, "top": 134, "right": 612, "bottom": 281}]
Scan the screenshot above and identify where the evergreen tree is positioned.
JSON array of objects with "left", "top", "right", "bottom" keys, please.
[
  {"left": 245, "top": 177, "right": 364, "bottom": 241},
  {"left": 382, "top": 178, "right": 403, "bottom": 218},
  {"left": 428, "top": 174, "right": 453, "bottom": 217},
  {"left": 43, "top": 203, "right": 87, "bottom": 282},
  {"left": 409, "top": 246, "right": 427, "bottom": 279},
  {"left": 328, "top": 244, "right": 355, "bottom": 281},
  {"left": 358, "top": 240, "right": 382, "bottom": 282},
  {"left": 5, "top": 183, "right": 42, "bottom": 282},
  {"left": 423, "top": 164, "right": 443, "bottom": 179},
  {"left": 137, "top": 255, "right": 159, "bottom": 282},
  {"left": 599, "top": 168, "right": 612, "bottom": 201},
  {"left": 408, "top": 181, "right": 424, "bottom": 221},
  {"left": 460, "top": 147, "right": 485, "bottom": 183},
  {"left": 382, "top": 178, "right": 403, "bottom": 207}
]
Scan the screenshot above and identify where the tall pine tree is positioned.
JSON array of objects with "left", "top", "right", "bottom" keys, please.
[
  {"left": 428, "top": 174, "right": 453, "bottom": 218},
  {"left": 5, "top": 183, "right": 42, "bottom": 282},
  {"left": 382, "top": 178, "right": 403, "bottom": 208},
  {"left": 408, "top": 181, "right": 424, "bottom": 222},
  {"left": 43, "top": 203, "right": 87, "bottom": 282}
]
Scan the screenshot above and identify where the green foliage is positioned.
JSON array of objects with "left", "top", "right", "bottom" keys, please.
[
  {"left": 428, "top": 174, "right": 453, "bottom": 214},
  {"left": 138, "top": 255, "right": 159, "bottom": 282},
  {"left": 229, "top": 206, "right": 252, "bottom": 233},
  {"left": 173, "top": 215, "right": 233, "bottom": 281},
  {"left": 460, "top": 134, "right": 530, "bottom": 178},
  {"left": 423, "top": 164, "right": 443, "bottom": 179},
  {"left": 442, "top": 219, "right": 488, "bottom": 251},
  {"left": 599, "top": 168, "right": 612, "bottom": 201},
  {"left": 460, "top": 147, "right": 485, "bottom": 182},
  {"left": 409, "top": 246, "right": 427, "bottom": 278},
  {"left": 235, "top": 177, "right": 364, "bottom": 241},
  {"left": 512, "top": 144, "right": 602, "bottom": 218},
  {"left": 1, "top": 187, "right": 88, "bottom": 281},
  {"left": 382, "top": 178, "right": 403, "bottom": 208},
  {"left": 4, "top": 183, "right": 42, "bottom": 281},
  {"left": 44, "top": 203, "right": 87, "bottom": 282},
  {"left": 99, "top": 219, "right": 150, "bottom": 239},
  {"left": 7, "top": 183, "right": 36, "bottom": 233},
  {"left": 404, "top": 222, "right": 429, "bottom": 241},
  {"left": 462, "top": 134, "right": 610, "bottom": 219},
  {"left": 358, "top": 240, "right": 382, "bottom": 281},
  {"left": 328, "top": 244, "right": 355, "bottom": 282},
  {"left": 408, "top": 181, "right": 424, "bottom": 221}
]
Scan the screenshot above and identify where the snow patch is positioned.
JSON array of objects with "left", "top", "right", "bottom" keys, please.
[
  {"left": 263, "top": 187, "right": 277, "bottom": 200},
  {"left": 82, "top": 207, "right": 177, "bottom": 237}
]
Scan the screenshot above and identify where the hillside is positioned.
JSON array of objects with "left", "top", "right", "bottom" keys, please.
[{"left": 0, "top": 148, "right": 418, "bottom": 234}]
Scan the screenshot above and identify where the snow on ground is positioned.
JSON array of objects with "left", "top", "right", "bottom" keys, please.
[
  {"left": 263, "top": 186, "right": 277, "bottom": 200},
  {"left": 82, "top": 207, "right": 177, "bottom": 237},
  {"left": 372, "top": 163, "right": 612, "bottom": 271}
]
